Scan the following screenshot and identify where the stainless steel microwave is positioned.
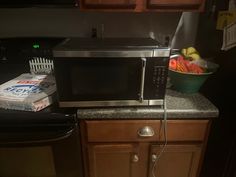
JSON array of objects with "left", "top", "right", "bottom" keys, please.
[{"left": 53, "top": 38, "right": 170, "bottom": 108}]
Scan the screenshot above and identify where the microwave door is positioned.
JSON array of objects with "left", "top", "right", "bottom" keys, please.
[{"left": 54, "top": 58, "right": 147, "bottom": 107}]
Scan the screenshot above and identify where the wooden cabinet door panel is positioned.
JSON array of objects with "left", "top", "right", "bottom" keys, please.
[
  {"left": 88, "top": 144, "right": 139, "bottom": 177},
  {"left": 82, "top": 0, "right": 136, "bottom": 8},
  {"left": 85, "top": 120, "right": 209, "bottom": 142},
  {"left": 147, "top": 0, "right": 204, "bottom": 10},
  {"left": 81, "top": 0, "right": 205, "bottom": 11},
  {"left": 149, "top": 144, "right": 202, "bottom": 177}
]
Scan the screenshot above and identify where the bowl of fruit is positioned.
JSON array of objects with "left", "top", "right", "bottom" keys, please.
[{"left": 168, "top": 47, "right": 219, "bottom": 93}]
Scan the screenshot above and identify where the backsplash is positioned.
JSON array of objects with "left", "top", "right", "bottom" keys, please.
[{"left": 0, "top": 9, "right": 198, "bottom": 47}]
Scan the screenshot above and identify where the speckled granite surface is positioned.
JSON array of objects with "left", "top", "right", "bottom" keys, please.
[{"left": 77, "top": 89, "right": 219, "bottom": 119}]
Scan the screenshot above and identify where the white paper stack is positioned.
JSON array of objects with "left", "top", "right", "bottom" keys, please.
[
  {"left": 222, "top": 21, "right": 236, "bottom": 51},
  {"left": 0, "top": 73, "right": 56, "bottom": 112}
]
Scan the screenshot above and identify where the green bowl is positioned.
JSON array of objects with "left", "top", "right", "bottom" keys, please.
[{"left": 168, "top": 69, "right": 213, "bottom": 93}]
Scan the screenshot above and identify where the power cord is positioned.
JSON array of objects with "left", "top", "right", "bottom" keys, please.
[{"left": 152, "top": 98, "right": 168, "bottom": 177}]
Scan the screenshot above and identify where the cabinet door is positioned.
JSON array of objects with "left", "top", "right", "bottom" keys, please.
[
  {"left": 81, "top": 0, "right": 137, "bottom": 9},
  {"left": 147, "top": 0, "right": 205, "bottom": 11},
  {"left": 149, "top": 144, "right": 202, "bottom": 177},
  {"left": 87, "top": 144, "right": 140, "bottom": 177}
]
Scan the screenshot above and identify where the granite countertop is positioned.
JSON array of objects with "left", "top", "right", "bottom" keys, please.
[{"left": 77, "top": 89, "right": 219, "bottom": 119}]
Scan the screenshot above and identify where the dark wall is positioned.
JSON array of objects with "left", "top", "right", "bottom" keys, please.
[
  {"left": 200, "top": 49, "right": 236, "bottom": 177},
  {"left": 195, "top": 1, "right": 236, "bottom": 177}
]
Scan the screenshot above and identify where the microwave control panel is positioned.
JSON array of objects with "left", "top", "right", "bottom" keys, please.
[
  {"left": 144, "top": 57, "right": 169, "bottom": 99},
  {"left": 153, "top": 66, "right": 166, "bottom": 91}
]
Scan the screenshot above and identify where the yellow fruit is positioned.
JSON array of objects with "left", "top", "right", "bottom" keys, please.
[
  {"left": 186, "top": 47, "right": 197, "bottom": 55},
  {"left": 181, "top": 48, "right": 187, "bottom": 56},
  {"left": 188, "top": 53, "right": 201, "bottom": 61}
]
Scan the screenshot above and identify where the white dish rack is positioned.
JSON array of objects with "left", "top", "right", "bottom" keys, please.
[{"left": 29, "top": 57, "right": 54, "bottom": 75}]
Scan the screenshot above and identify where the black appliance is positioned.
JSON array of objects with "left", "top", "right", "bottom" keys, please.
[
  {"left": 53, "top": 38, "right": 170, "bottom": 108},
  {"left": 0, "top": 37, "right": 83, "bottom": 177},
  {"left": 0, "top": 110, "right": 83, "bottom": 177},
  {"left": 0, "top": 0, "right": 78, "bottom": 7},
  {"left": 0, "top": 37, "right": 64, "bottom": 84}
]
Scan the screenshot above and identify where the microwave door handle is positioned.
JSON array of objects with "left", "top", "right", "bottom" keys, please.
[{"left": 139, "top": 57, "right": 146, "bottom": 102}]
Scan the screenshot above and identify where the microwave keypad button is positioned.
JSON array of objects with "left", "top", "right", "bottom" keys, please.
[{"left": 152, "top": 66, "right": 167, "bottom": 92}]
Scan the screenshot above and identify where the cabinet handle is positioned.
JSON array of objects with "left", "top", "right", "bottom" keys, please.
[
  {"left": 151, "top": 154, "right": 157, "bottom": 162},
  {"left": 132, "top": 154, "right": 139, "bottom": 163},
  {"left": 138, "top": 126, "right": 155, "bottom": 137}
]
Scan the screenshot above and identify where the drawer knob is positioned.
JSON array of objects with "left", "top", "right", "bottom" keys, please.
[
  {"left": 132, "top": 154, "right": 139, "bottom": 163},
  {"left": 138, "top": 126, "right": 155, "bottom": 137},
  {"left": 152, "top": 154, "right": 157, "bottom": 162}
]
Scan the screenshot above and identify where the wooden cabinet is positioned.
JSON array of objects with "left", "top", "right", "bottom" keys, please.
[
  {"left": 80, "top": 119, "right": 211, "bottom": 177},
  {"left": 80, "top": 0, "right": 206, "bottom": 12},
  {"left": 146, "top": 0, "right": 205, "bottom": 11},
  {"left": 81, "top": 0, "right": 137, "bottom": 9},
  {"left": 148, "top": 144, "right": 201, "bottom": 177},
  {"left": 87, "top": 144, "right": 139, "bottom": 177}
]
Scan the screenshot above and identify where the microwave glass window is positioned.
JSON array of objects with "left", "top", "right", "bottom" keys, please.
[
  {"left": 68, "top": 58, "right": 142, "bottom": 101},
  {"left": 71, "top": 66, "right": 128, "bottom": 95}
]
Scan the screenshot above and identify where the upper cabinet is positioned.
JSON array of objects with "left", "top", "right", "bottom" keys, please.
[
  {"left": 147, "top": 0, "right": 205, "bottom": 11},
  {"left": 80, "top": 0, "right": 206, "bottom": 12},
  {"left": 0, "top": 0, "right": 79, "bottom": 7},
  {"left": 81, "top": 0, "right": 137, "bottom": 9}
]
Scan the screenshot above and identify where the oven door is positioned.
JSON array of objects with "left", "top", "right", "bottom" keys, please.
[
  {"left": 54, "top": 57, "right": 147, "bottom": 107},
  {"left": 0, "top": 112, "right": 83, "bottom": 177}
]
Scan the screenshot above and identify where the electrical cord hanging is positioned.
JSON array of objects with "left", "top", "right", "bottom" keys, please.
[{"left": 152, "top": 98, "right": 168, "bottom": 177}]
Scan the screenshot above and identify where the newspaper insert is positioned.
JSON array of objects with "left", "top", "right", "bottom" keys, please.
[
  {"left": 0, "top": 73, "right": 56, "bottom": 112},
  {"left": 222, "top": 21, "right": 236, "bottom": 51}
]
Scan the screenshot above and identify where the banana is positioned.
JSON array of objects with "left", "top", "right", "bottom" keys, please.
[
  {"left": 188, "top": 53, "right": 201, "bottom": 61},
  {"left": 180, "top": 47, "right": 201, "bottom": 61},
  {"left": 181, "top": 48, "right": 187, "bottom": 56},
  {"left": 186, "top": 47, "right": 197, "bottom": 55}
]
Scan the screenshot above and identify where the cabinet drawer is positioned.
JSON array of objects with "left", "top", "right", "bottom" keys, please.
[
  {"left": 82, "top": 0, "right": 137, "bottom": 9},
  {"left": 147, "top": 0, "right": 202, "bottom": 7},
  {"left": 84, "top": 120, "right": 209, "bottom": 142}
]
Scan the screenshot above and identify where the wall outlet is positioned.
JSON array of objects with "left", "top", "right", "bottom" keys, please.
[
  {"left": 157, "top": 34, "right": 172, "bottom": 47},
  {"left": 164, "top": 35, "right": 172, "bottom": 47}
]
